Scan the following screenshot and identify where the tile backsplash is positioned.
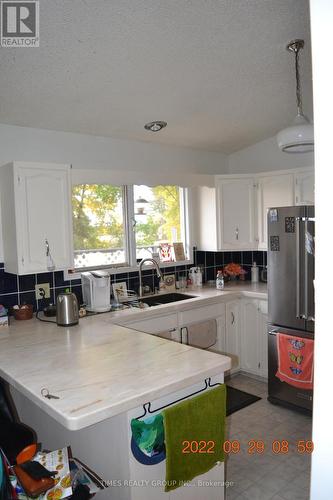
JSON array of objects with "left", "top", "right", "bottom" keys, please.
[
  {"left": 0, "top": 262, "right": 191, "bottom": 313},
  {"left": 0, "top": 248, "right": 267, "bottom": 312},
  {"left": 194, "top": 249, "right": 267, "bottom": 283}
]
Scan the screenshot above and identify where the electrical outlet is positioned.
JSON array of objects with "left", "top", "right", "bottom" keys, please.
[{"left": 35, "top": 283, "right": 50, "bottom": 300}]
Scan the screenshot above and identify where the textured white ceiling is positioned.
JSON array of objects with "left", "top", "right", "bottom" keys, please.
[{"left": 0, "top": 0, "right": 312, "bottom": 153}]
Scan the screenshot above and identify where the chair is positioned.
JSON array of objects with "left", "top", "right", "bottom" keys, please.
[{"left": 0, "top": 379, "right": 36, "bottom": 464}]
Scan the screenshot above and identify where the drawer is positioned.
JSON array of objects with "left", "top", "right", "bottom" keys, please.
[
  {"left": 179, "top": 302, "right": 226, "bottom": 326},
  {"left": 125, "top": 313, "right": 178, "bottom": 335}
]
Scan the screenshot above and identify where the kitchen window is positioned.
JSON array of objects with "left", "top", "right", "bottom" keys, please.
[
  {"left": 72, "top": 184, "right": 127, "bottom": 269},
  {"left": 71, "top": 183, "right": 191, "bottom": 272}
]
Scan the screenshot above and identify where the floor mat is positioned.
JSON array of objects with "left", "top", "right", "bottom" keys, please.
[{"left": 226, "top": 385, "right": 261, "bottom": 416}]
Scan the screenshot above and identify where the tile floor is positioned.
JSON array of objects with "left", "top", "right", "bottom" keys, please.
[{"left": 225, "top": 374, "right": 312, "bottom": 500}]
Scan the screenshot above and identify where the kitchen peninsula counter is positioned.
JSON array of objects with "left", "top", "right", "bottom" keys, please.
[{"left": 0, "top": 315, "right": 231, "bottom": 431}]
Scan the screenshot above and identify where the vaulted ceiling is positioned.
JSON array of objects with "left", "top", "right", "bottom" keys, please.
[{"left": 0, "top": 0, "right": 312, "bottom": 153}]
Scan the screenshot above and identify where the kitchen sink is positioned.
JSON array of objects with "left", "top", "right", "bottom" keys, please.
[{"left": 139, "top": 292, "right": 197, "bottom": 307}]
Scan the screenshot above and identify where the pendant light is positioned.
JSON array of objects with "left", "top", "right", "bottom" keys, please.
[{"left": 277, "top": 39, "right": 314, "bottom": 153}]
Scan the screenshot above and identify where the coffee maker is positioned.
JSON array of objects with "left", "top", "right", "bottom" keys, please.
[{"left": 81, "top": 271, "right": 111, "bottom": 312}]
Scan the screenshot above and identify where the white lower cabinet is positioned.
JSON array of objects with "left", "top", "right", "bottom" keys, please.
[
  {"left": 241, "top": 299, "right": 268, "bottom": 378},
  {"left": 178, "top": 302, "right": 226, "bottom": 352},
  {"left": 225, "top": 300, "right": 241, "bottom": 373},
  {"left": 258, "top": 300, "right": 268, "bottom": 379},
  {"left": 120, "top": 297, "right": 268, "bottom": 379},
  {"left": 124, "top": 313, "right": 180, "bottom": 341}
]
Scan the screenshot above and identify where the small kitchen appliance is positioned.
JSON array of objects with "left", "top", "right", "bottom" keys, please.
[
  {"left": 56, "top": 292, "right": 79, "bottom": 326},
  {"left": 81, "top": 271, "right": 111, "bottom": 312}
]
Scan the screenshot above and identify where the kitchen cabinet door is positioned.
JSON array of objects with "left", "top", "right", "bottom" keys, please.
[
  {"left": 241, "top": 299, "right": 260, "bottom": 376},
  {"left": 0, "top": 162, "right": 74, "bottom": 274},
  {"left": 178, "top": 303, "right": 226, "bottom": 352},
  {"left": 257, "top": 174, "right": 294, "bottom": 250},
  {"left": 258, "top": 300, "right": 268, "bottom": 379},
  {"left": 123, "top": 313, "right": 179, "bottom": 341},
  {"left": 241, "top": 299, "right": 268, "bottom": 378},
  {"left": 216, "top": 177, "right": 256, "bottom": 250},
  {"left": 225, "top": 300, "right": 241, "bottom": 373},
  {"left": 294, "top": 169, "right": 314, "bottom": 205}
]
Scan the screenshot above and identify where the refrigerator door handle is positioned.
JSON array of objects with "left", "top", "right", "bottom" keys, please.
[
  {"left": 295, "top": 217, "right": 303, "bottom": 319},
  {"left": 304, "top": 217, "right": 315, "bottom": 322},
  {"left": 304, "top": 218, "right": 309, "bottom": 321}
]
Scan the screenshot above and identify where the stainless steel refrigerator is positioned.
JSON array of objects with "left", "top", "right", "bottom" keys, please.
[{"left": 267, "top": 205, "right": 314, "bottom": 413}]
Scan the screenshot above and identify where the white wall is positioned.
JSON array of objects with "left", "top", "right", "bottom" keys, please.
[
  {"left": 0, "top": 123, "right": 228, "bottom": 175},
  {"left": 309, "top": 1, "right": 333, "bottom": 499},
  {"left": 228, "top": 135, "right": 314, "bottom": 174}
]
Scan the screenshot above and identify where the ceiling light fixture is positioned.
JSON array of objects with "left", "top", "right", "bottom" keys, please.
[
  {"left": 277, "top": 39, "right": 314, "bottom": 153},
  {"left": 144, "top": 121, "right": 167, "bottom": 132}
]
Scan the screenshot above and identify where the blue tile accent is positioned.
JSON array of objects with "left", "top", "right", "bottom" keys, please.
[
  {"left": 36, "top": 272, "right": 54, "bottom": 287},
  {"left": 0, "top": 293, "right": 19, "bottom": 312},
  {"left": 71, "top": 285, "right": 83, "bottom": 306},
  {"left": 54, "top": 270, "right": 70, "bottom": 288},
  {"left": 19, "top": 274, "right": 36, "bottom": 292},
  {"left": 0, "top": 270, "right": 18, "bottom": 294},
  {"left": 19, "top": 291, "right": 37, "bottom": 312}
]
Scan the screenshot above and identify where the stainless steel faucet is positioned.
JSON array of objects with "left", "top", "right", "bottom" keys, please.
[{"left": 138, "top": 258, "right": 163, "bottom": 298}]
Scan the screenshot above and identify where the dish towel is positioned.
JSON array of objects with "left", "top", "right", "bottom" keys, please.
[
  {"left": 186, "top": 319, "right": 217, "bottom": 349},
  {"left": 276, "top": 333, "right": 314, "bottom": 390},
  {"left": 162, "top": 384, "right": 226, "bottom": 492}
]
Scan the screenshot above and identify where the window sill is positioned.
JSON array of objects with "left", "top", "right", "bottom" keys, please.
[{"left": 64, "top": 259, "right": 193, "bottom": 282}]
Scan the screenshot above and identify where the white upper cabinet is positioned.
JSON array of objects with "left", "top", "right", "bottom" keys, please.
[
  {"left": 257, "top": 173, "right": 294, "bottom": 250},
  {"left": 194, "top": 169, "right": 313, "bottom": 253},
  {"left": 294, "top": 169, "right": 315, "bottom": 205},
  {"left": 0, "top": 162, "right": 74, "bottom": 275},
  {"left": 216, "top": 177, "right": 256, "bottom": 250},
  {"left": 193, "top": 178, "right": 256, "bottom": 251}
]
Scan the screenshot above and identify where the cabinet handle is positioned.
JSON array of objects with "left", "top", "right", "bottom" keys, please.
[
  {"left": 235, "top": 227, "right": 239, "bottom": 240},
  {"left": 231, "top": 312, "right": 235, "bottom": 325},
  {"left": 45, "top": 238, "right": 55, "bottom": 271},
  {"left": 181, "top": 327, "right": 188, "bottom": 345}
]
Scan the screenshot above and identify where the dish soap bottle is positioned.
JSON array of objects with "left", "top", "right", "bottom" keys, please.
[
  {"left": 216, "top": 270, "right": 225, "bottom": 290},
  {"left": 251, "top": 262, "right": 259, "bottom": 283}
]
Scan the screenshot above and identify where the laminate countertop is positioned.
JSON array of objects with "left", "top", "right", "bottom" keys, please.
[
  {"left": 110, "top": 281, "right": 268, "bottom": 324},
  {"left": 0, "top": 314, "right": 231, "bottom": 431}
]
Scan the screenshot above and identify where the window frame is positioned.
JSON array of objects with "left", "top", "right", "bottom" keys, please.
[{"left": 66, "top": 183, "right": 193, "bottom": 280}]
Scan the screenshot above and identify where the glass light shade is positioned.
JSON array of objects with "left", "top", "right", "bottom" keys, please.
[{"left": 277, "top": 114, "right": 314, "bottom": 153}]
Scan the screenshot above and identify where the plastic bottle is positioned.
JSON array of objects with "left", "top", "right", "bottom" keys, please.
[
  {"left": 188, "top": 267, "right": 196, "bottom": 288},
  {"left": 216, "top": 270, "right": 225, "bottom": 290},
  {"left": 196, "top": 267, "right": 203, "bottom": 287},
  {"left": 251, "top": 262, "right": 259, "bottom": 283}
]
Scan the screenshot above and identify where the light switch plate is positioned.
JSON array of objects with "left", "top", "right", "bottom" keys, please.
[{"left": 35, "top": 283, "right": 50, "bottom": 300}]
